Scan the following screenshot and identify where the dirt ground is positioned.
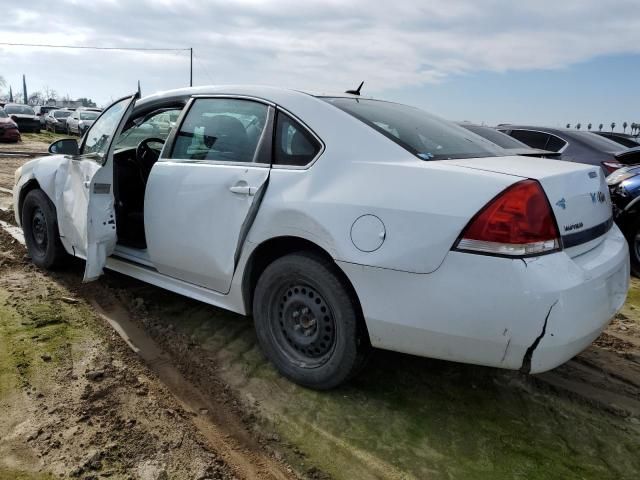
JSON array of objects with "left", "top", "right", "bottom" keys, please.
[{"left": 1, "top": 134, "right": 640, "bottom": 479}]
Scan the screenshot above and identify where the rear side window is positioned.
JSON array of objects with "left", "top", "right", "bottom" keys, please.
[
  {"left": 273, "top": 112, "right": 321, "bottom": 166},
  {"left": 323, "top": 97, "right": 505, "bottom": 160},
  {"left": 170, "top": 98, "right": 268, "bottom": 163},
  {"left": 508, "top": 130, "right": 551, "bottom": 150},
  {"left": 545, "top": 134, "right": 567, "bottom": 152}
]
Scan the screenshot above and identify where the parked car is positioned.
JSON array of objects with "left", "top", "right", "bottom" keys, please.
[
  {"left": 458, "top": 123, "right": 559, "bottom": 158},
  {"left": 0, "top": 108, "right": 21, "bottom": 142},
  {"left": 607, "top": 165, "right": 640, "bottom": 275},
  {"left": 498, "top": 126, "right": 640, "bottom": 174},
  {"left": 596, "top": 131, "right": 640, "bottom": 149},
  {"left": 3, "top": 103, "right": 40, "bottom": 133},
  {"left": 13, "top": 86, "right": 629, "bottom": 389},
  {"left": 34, "top": 105, "right": 59, "bottom": 126},
  {"left": 45, "top": 109, "right": 73, "bottom": 133},
  {"left": 66, "top": 109, "right": 100, "bottom": 135}
]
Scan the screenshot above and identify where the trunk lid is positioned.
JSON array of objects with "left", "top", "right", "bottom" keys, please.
[{"left": 446, "top": 156, "right": 612, "bottom": 256}]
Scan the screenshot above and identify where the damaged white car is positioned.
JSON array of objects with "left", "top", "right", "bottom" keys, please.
[{"left": 13, "top": 86, "right": 629, "bottom": 389}]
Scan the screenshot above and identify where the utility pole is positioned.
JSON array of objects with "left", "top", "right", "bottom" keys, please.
[{"left": 190, "top": 48, "right": 193, "bottom": 87}]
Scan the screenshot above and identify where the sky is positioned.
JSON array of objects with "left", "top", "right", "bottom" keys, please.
[{"left": 1, "top": 0, "right": 639, "bottom": 127}]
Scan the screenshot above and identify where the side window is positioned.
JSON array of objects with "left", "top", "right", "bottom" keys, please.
[
  {"left": 273, "top": 112, "right": 321, "bottom": 166},
  {"left": 545, "top": 134, "right": 567, "bottom": 152},
  {"left": 81, "top": 98, "right": 130, "bottom": 159},
  {"left": 508, "top": 130, "right": 550, "bottom": 150},
  {"left": 170, "top": 98, "right": 268, "bottom": 163}
]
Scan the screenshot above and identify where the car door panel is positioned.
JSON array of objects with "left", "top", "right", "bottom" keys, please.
[
  {"left": 145, "top": 162, "right": 269, "bottom": 293},
  {"left": 57, "top": 95, "right": 137, "bottom": 281}
]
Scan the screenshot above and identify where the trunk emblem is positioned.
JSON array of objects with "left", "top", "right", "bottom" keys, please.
[
  {"left": 555, "top": 198, "right": 566, "bottom": 210},
  {"left": 589, "top": 171, "right": 597, "bottom": 178}
]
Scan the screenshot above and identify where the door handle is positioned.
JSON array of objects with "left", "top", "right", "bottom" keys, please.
[{"left": 229, "top": 184, "right": 257, "bottom": 196}]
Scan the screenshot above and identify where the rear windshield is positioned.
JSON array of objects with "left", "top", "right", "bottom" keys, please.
[
  {"left": 569, "top": 131, "right": 625, "bottom": 153},
  {"left": 4, "top": 104, "right": 35, "bottom": 115},
  {"left": 54, "top": 110, "right": 71, "bottom": 118},
  {"left": 460, "top": 124, "right": 529, "bottom": 149},
  {"left": 322, "top": 98, "right": 505, "bottom": 160},
  {"left": 80, "top": 111, "right": 99, "bottom": 120}
]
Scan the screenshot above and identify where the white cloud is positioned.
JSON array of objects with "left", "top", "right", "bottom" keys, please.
[{"left": 0, "top": 0, "right": 639, "bottom": 105}]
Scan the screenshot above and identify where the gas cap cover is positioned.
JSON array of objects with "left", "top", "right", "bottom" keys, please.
[{"left": 350, "top": 214, "right": 386, "bottom": 252}]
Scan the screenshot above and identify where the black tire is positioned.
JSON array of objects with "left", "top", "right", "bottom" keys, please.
[
  {"left": 253, "top": 252, "right": 370, "bottom": 390},
  {"left": 627, "top": 225, "right": 640, "bottom": 277},
  {"left": 21, "top": 189, "right": 68, "bottom": 269}
]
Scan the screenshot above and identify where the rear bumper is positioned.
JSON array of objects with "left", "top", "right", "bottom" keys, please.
[
  {"left": 0, "top": 128, "right": 21, "bottom": 141},
  {"left": 338, "top": 225, "right": 629, "bottom": 372}
]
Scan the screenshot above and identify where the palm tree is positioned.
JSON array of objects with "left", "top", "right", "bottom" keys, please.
[
  {"left": 576, "top": 123, "right": 581, "bottom": 130},
  {"left": 623, "top": 121, "right": 628, "bottom": 133},
  {"left": 611, "top": 122, "right": 616, "bottom": 132},
  {"left": 566, "top": 123, "right": 571, "bottom": 129},
  {"left": 587, "top": 123, "right": 592, "bottom": 130},
  {"left": 599, "top": 123, "right": 603, "bottom": 132}
]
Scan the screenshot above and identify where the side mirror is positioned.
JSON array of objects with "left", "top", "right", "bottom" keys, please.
[{"left": 48, "top": 138, "right": 79, "bottom": 156}]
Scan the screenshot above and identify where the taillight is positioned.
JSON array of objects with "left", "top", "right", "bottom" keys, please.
[
  {"left": 602, "top": 162, "right": 624, "bottom": 174},
  {"left": 455, "top": 179, "right": 560, "bottom": 257}
]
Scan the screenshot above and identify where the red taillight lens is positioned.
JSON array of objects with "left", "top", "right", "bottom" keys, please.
[
  {"left": 602, "top": 162, "right": 624, "bottom": 174},
  {"left": 456, "top": 179, "right": 560, "bottom": 256}
]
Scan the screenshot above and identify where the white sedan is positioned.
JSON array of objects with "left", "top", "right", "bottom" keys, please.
[{"left": 13, "top": 86, "right": 629, "bottom": 389}]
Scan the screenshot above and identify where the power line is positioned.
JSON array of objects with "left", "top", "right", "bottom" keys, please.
[{"left": 0, "top": 41, "right": 190, "bottom": 52}]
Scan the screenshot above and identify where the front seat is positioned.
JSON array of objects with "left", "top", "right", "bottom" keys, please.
[{"left": 202, "top": 115, "right": 251, "bottom": 162}]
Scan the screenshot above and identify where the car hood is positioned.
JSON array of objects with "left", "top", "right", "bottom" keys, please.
[{"left": 10, "top": 114, "right": 38, "bottom": 120}]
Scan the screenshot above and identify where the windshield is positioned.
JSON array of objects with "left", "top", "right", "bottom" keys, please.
[
  {"left": 80, "top": 111, "right": 99, "bottom": 120},
  {"left": 54, "top": 110, "right": 71, "bottom": 118},
  {"left": 460, "top": 124, "right": 530, "bottom": 149},
  {"left": 323, "top": 98, "right": 505, "bottom": 160},
  {"left": 116, "top": 108, "right": 183, "bottom": 149},
  {"left": 569, "top": 131, "right": 626, "bottom": 153},
  {"left": 0, "top": 109, "right": 7, "bottom": 118},
  {"left": 5, "top": 104, "right": 35, "bottom": 115}
]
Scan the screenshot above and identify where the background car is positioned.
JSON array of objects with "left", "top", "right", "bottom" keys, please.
[
  {"left": 34, "top": 105, "right": 59, "bottom": 127},
  {"left": 13, "top": 86, "right": 628, "bottom": 390},
  {"left": 498, "top": 125, "right": 640, "bottom": 173},
  {"left": 66, "top": 109, "right": 100, "bottom": 135},
  {"left": 458, "top": 123, "right": 559, "bottom": 158},
  {"left": 45, "top": 109, "right": 72, "bottom": 133},
  {"left": 3, "top": 103, "right": 40, "bottom": 132},
  {"left": 0, "top": 107, "right": 21, "bottom": 142},
  {"left": 596, "top": 131, "right": 640, "bottom": 148},
  {"left": 607, "top": 165, "right": 640, "bottom": 275}
]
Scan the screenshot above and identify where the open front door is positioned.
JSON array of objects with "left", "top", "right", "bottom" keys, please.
[{"left": 56, "top": 94, "right": 138, "bottom": 281}]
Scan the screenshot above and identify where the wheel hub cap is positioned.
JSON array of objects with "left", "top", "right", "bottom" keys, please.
[
  {"left": 277, "top": 285, "right": 335, "bottom": 359},
  {"left": 31, "top": 208, "right": 48, "bottom": 249}
]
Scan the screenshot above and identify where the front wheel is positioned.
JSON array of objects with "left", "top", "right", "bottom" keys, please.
[
  {"left": 253, "top": 252, "right": 370, "bottom": 390},
  {"left": 22, "top": 189, "right": 68, "bottom": 269}
]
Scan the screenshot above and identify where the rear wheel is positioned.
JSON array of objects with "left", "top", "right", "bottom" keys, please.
[
  {"left": 629, "top": 226, "right": 640, "bottom": 277},
  {"left": 22, "top": 189, "right": 68, "bottom": 269},
  {"left": 253, "top": 252, "right": 370, "bottom": 390}
]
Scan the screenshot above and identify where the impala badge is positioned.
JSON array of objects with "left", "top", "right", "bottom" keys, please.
[{"left": 556, "top": 198, "right": 566, "bottom": 210}]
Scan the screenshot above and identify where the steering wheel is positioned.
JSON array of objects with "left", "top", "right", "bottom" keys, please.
[{"left": 135, "top": 137, "right": 165, "bottom": 185}]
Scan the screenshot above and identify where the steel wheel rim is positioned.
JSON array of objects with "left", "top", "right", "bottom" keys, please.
[
  {"left": 270, "top": 283, "right": 337, "bottom": 368},
  {"left": 31, "top": 207, "right": 48, "bottom": 254},
  {"left": 634, "top": 232, "right": 640, "bottom": 262}
]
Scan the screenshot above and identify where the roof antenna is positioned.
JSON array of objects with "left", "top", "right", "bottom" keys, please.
[{"left": 345, "top": 81, "right": 364, "bottom": 96}]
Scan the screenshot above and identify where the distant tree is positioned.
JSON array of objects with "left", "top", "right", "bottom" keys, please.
[
  {"left": 22, "top": 74, "right": 28, "bottom": 104},
  {"left": 42, "top": 85, "right": 57, "bottom": 103},
  {"left": 623, "top": 121, "right": 628, "bottom": 133},
  {"left": 0, "top": 75, "right": 5, "bottom": 89},
  {"left": 28, "top": 91, "right": 44, "bottom": 105},
  {"left": 566, "top": 123, "right": 571, "bottom": 129},
  {"left": 611, "top": 122, "right": 616, "bottom": 132},
  {"left": 587, "top": 123, "right": 592, "bottom": 130},
  {"left": 576, "top": 123, "right": 581, "bottom": 130},
  {"left": 599, "top": 123, "right": 603, "bottom": 132},
  {"left": 77, "top": 97, "right": 97, "bottom": 108}
]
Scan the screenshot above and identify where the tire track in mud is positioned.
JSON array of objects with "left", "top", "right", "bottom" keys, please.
[{"left": 90, "top": 296, "right": 295, "bottom": 480}]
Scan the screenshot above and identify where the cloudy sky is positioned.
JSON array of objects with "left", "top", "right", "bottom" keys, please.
[{"left": 1, "top": 0, "right": 639, "bottom": 126}]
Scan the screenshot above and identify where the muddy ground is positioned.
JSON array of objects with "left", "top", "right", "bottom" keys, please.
[{"left": 1, "top": 134, "right": 639, "bottom": 479}]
